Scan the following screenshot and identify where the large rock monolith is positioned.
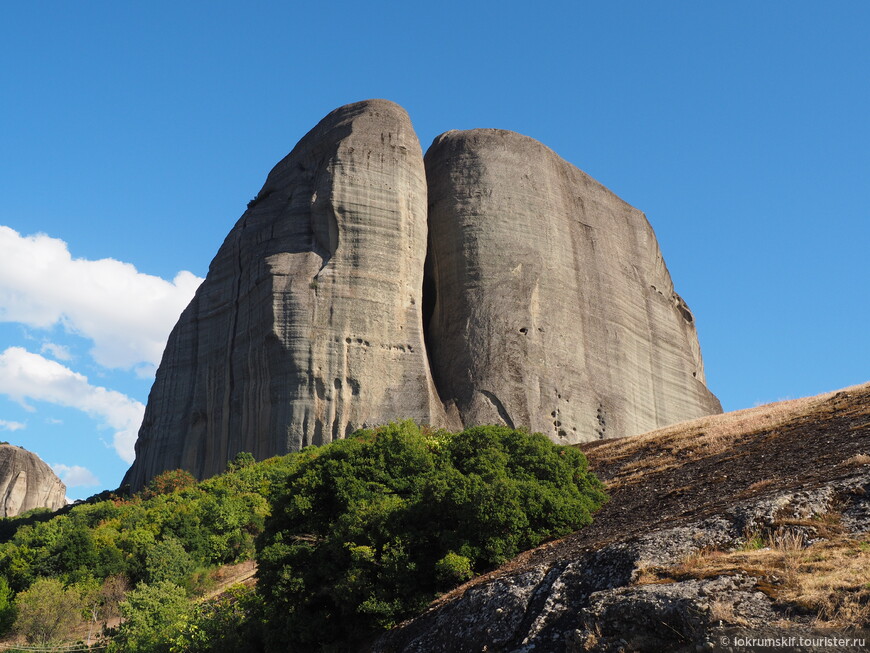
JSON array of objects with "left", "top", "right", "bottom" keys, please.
[
  {"left": 424, "top": 129, "right": 721, "bottom": 444},
  {"left": 123, "top": 100, "right": 454, "bottom": 490},
  {"left": 123, "top": 101, "right": 721, "bottom": 490}
]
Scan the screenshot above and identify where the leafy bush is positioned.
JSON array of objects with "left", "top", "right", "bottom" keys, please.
[
  {"left": 256, "top": 421, "right": 606, "bottom": 651},
  {"left": 0, "top": 576, "right": 15, "bottom": 636},
  {"left": 145, "top": 537, "right": 195, "bottom": 586}
]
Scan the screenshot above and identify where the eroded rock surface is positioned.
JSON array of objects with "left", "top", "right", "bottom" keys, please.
[
  {"left": 124, "top": 100, "right": 720, "bottom": 489},
  {"left": 0, "top": 444, "right": 66, "bottom": 517},
  {"left": 124, "top": 100, "right": 454, "bottom": 489},
  {"left": 424, "top": 129, "right": 721, "bottom": 444}
]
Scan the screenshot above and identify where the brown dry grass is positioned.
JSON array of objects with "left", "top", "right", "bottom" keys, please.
[
  {"left": 583, "top": 382, "right": 870, "bottom": 491},
  {"left": 843, "top": 453, "right": 870, "bottom": 467},
  {"left": 636, "top": 519, "right": 870, "bottom": 628}
]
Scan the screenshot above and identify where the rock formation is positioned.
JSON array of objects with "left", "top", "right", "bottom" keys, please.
[
  {"left": 124, "top": 100, "right": 455, "bottom": 491},
  {"left": 0, "top": 444, "right": 66, "bottom": 517},
  {"left": 424, "top": 129, "right": 721, "bottom": 444},
  {"left": 124, "top": 100, "right": 720, "bottom": 490}
]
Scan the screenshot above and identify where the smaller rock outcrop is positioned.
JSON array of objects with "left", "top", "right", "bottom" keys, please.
[{"left": 0, "top": 444, "right": 66, "bottom": 517}]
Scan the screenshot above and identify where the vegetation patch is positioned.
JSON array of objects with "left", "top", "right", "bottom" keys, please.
[
  {"left": 256, "top": 421, "right": 607, "bottom": 651},
  {"left": 0, "top": 422, "right": 605, "bottom": 651}
]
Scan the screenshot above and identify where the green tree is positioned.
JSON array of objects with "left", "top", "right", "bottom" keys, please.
[
  {"left": 145, "top": 537, "right": 195, "bottom": 587},
  {"left": 110, "top": 580, "right": 190, "bottom": 653},
  {"left": 0, "top": 576, "right": 15, "bottom": 636},
  {"left": 13, "top": 577, "right": 84, "bottom": 645},
  {"left": 256, "top": 421, "right": 607, "bottom": 651},
  {"left": 227, "top": 451, "right": 256, "bottom": 472},
  {"left": 48, "top": 520, "right": 98, "bottom": 582}
]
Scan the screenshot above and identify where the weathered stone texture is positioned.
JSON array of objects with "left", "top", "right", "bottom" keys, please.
[
  {"left": 123, "top": 100, "right": 454, "bottom": 490},
  {"left": 424, "top": 129, "right": 721, "bottom": 445},
  {"left": 0, "top": 444, "right": 66, "bottom": 517}
]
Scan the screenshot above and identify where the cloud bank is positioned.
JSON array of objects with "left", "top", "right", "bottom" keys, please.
[
  {"left": 0, "top": 347, "right": 144, "bottom": 462},
  {"left": 0, "top": 226, "right": 202, "bottom": 372}
]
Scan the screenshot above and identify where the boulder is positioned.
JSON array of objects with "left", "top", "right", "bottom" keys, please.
[{"left": 0, "top": 444, "right": 66, "bottom": 517}]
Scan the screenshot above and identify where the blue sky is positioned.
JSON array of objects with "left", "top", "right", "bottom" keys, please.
[{"left": 1, "top": 2, "right": 867, "bottom": 500}]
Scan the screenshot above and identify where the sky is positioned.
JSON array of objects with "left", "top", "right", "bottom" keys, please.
[{"left": 1, "top": 2, "right": 867, "bottom": 500}]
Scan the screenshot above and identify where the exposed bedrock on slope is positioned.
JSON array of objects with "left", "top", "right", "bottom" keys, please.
[
  {"left": 123, "top": 100, "right": 454, "bottom": 490},
  {"left": 423, "top": 128, "right": 721, "bottom": 445},
  {"left": 123, "top": 100, "right": 720, "bottom": 490}
]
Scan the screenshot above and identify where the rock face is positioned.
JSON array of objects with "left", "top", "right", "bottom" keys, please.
[
  {"left": 0, "top": 444, "right": 66, "bottom": 517},
  {"left": 124, "top": 100, "right": 720, "bottom": 489},
  {"left": 424, "top": 130, "right": 721, "bottom": 443}
]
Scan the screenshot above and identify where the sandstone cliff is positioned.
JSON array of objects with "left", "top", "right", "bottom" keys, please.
[
  {"left": 370, "top": 383, "right": 870, "bottom": 652},
  {"left": 124, "top": 100, "right": 720, "bottom": 489},
  {"left": 0, "top": 444, "right": 66, "bottom": 517}
]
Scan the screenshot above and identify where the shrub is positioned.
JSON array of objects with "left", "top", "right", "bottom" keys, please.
[
  {"left": 0, "top": 576, "right": 15, "bottom": 636},
  {"left": 434, "top": 551, "right": 473, "bottom": 589},
  {"left": 227, "top": 451, "right": 256, "bottom": 472},
  {"left": 170, "top": 584, "right": 264, "bottom": 652},
  {"left": 144, "top": 537, "right": 195, "bottom": 587},
  {"left": 256, "top": 421, "right": 606, "bottom": 650}
]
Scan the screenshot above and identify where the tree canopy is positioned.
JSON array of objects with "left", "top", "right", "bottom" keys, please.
[{"left": 257, "top": 421, "right": 607, "bottom": 651}]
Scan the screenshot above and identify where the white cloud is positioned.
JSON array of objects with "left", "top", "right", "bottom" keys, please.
[
  {"left": 41, "top": 342, "right": 72, "bottom": 361},
  {"left": 0, "top": 226, "right": 202, "bottom": 371},
  {"left": 0, "top": 347, "right": 144, "bottom": 463},
  {"left": 0, "top": 419, "right": 26, "bottom": 431},
  {"left": 51, "top": 463, "right": 100, "bottom": 487}
]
